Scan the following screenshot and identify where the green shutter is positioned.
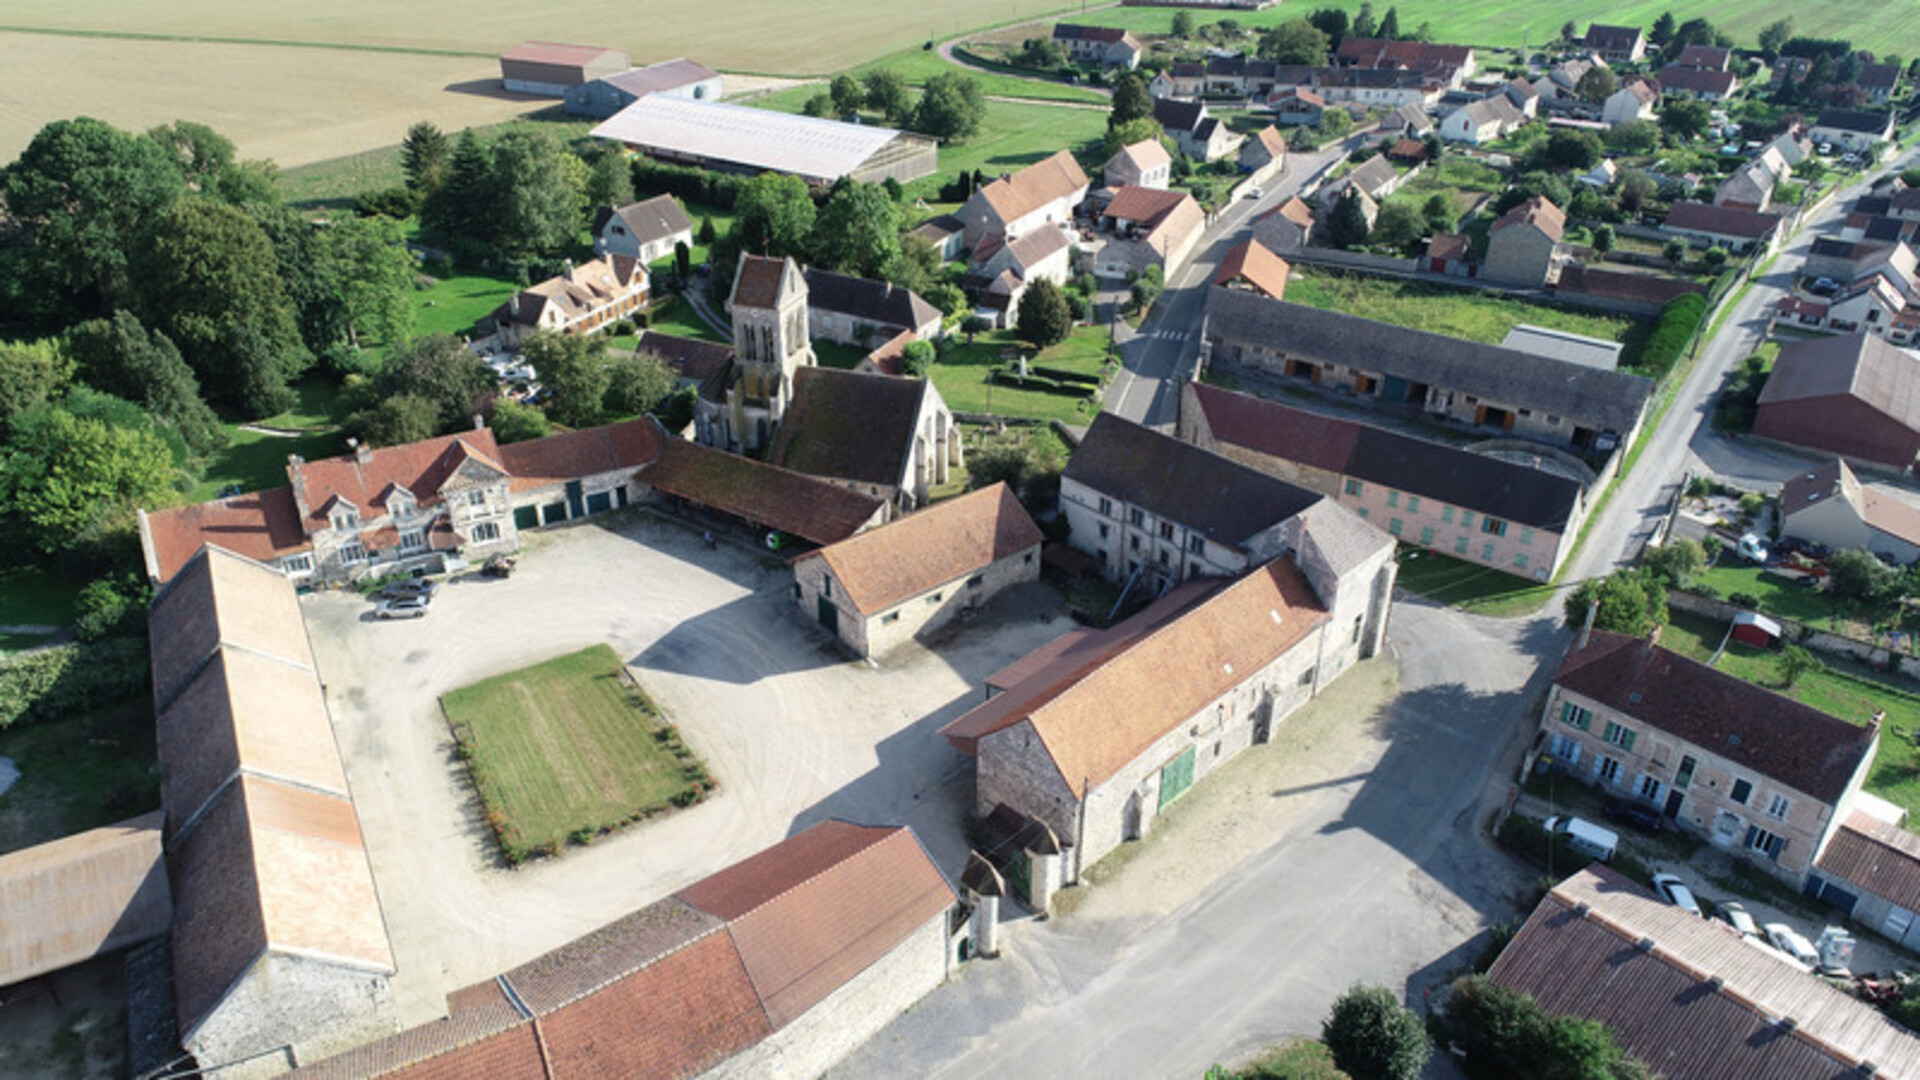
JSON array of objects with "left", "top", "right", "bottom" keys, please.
[
  {"left": 1558, "top": 701, "right": 1572, "bottom": 725},
  {"left": 1622, "top": 729, "right": 1636, "bottom": 752}
]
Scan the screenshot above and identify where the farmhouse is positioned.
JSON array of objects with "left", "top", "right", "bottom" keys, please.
[
  {"left": 499, "top": 41, "right": 629, "bottom": 96},
  {"left": 593, "top": 194, "right": 694, "bottom": 263},
  {"left": 1655, "top": 64, "right": 1739, "bottom": 101},
  {"left": 1202, "top": 288, "right": 1653, "bottom": 454},
  {"left": 1051, "top": 23, "right": 1144, "bottom": 69},
  {"left": 1385, "top": 103, "right": 1433, "bottom": 137},
  {"left": 0, "top": 813, "right": 170, "bottom": 990},
  {"left": 1810, "top": 108, "right": 1897, "bottom": 157},
  {"left": 1178, "top": 382, "right": 1588, "bottom": 581},
  {"left": 1714, "top": 147, "right": 1789, "bottom": 213},
  {"left": 1439, "top": 94, "right": 1526, "bottom": 144},
  {"left": 1103, "top": 137, "right": 1173, "bottom": 190},
  {"left": 792, "top": 483, "right": 1041, "bottom": 657},
  {"left": 1153, "top": 98, "right": 1234, "bottom": 162},
  {"left": 955, "top": 149, "right": 1090, "bottom": 248},
  {"left": 940, "top": 504, "right": 1394, "bottom": 904},
  {"left": 1780, "top": 458, "right": 1920, "bottom": 564},
  {"left": 497, "top": 417, "right": 663, "bottom": 528},
  {"left": 769, "top": 367, "right": 959, "bottom": 515},
  {"left": 1582, "top": 24, "right": 1647, "bottom": 64},
  {"left": 151, "top": 546, "right": 399, "bottom": 1073},
  {"left": 1861, "top": 63, "right": 1905, "bottom": 104},
  {"left": 1602, "top": 79, "right": 1658, "bottom": 126},
  {"left": 563, "top": 57, "right": 722, "bottom": 119},
  {"left": 1489, "top": 866, "right": 1920, "bottom": 1080},
  {"left": 1095, "top": 186, "right": 1205, "bottom": 277},
  {"left": 1482, "top": 195, "right": 1565, "bottom": 288},
  {"left": 1252, "top": 197, "right": 1315, "bottom": 252},
  {"left": 1661, "top": 201, "right": 1782, "bottom": 254},
  {"left": 909, "top": 214, "right": 966, "bottom": 261},
  {"left": 1238, "top": 125, "right": 1287, "bottom": 179},
  {"left": 1541, "top": 628, "right": 1879, "bottom": 882},
  {"left": 491, "top": 255, "right": 648, "bottom": 347},
  {"left": 1333, "top": 38, "right": 1475, "bottom": 88},
  {"left": 591, "top": 95, "right": 937, "bottom": 186},
  {"left": 1315, "top": 67, "right": 1431, "bottom": 108},
  {"left": 1754, "top": 332, "right": 1920, "bottom": 470},
  {"left": 294, "top": 820, "right": 956, "bottom": 1080},
  {"left": 969, "top": 225, "right": 1074, "bottom": 323}
]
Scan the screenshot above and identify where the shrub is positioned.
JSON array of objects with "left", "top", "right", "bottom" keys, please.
[
  {"left": 1323, "top": 985, "right": 1431, "bottom": 1080},
  {"left": 1636, "top": 293, "right": 1707, "bottom": 379},
  {"left": 0, "top": 638, "right": 151, "bottom": 729}
]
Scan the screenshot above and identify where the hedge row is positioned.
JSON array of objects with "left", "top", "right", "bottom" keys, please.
[
  {"left": 1638, "top": 293, "right": 1709, "bottom": 381},
  {"left": 1031, "top": 364, "right": 1101, "bottom": 387},
  {"left": 630, "top": 160, "right": 744, "bottom": 212},
  {"left": 990, "top": 370, "right": 1096, "bottom": 397},
  {"left": 0, "top": 637, "right": 151, "bottom": 729}
]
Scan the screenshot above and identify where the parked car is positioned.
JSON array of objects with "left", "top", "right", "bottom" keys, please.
[
  {"left": 1765, "top": 923, "right": 1821, "bottom": 968},
  {"left": 1737, "top": 533, "right": 1769, "bottom": 564},
  {"left": 1720, "top": 901, "right": 1759, "bottom": 938},
  {"left": 374, "top": 595, "right": 431, "bottom": 620},
  {"left": 1601, "top": 797, "right": 1664, "bottom": 833},
  {"left": 1544, "top": 816, "right": 1618, "bottom": 862},
  {"left": 1651, "top": 872, "right": 1703, "bottom": 917},
  {"left": 481, "top": 555, "right": 517, "bottom": 579},
  {"left": 1244, "top": 185, "right": 1263, "bottom": 200},
  {"left": 380, "top": 578, "right": 438, "bottom": 600}
]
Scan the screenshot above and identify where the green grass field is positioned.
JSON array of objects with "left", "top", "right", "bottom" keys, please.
[
  {"left": 411, "top": 271, "right": 521, "bottom": 340},
  {"left": 1392, "top": 547, "right": 1556, "bottom": 617},
  {"left": 0, "top": 696, "right": 158, "bottom": 854},
  {"left": 252, "top": 374, "right": 344, "bottom": 432},
  {"left": 1694, "top": 562, "right": 1845, "bottom": 626},
  {"left": 0, "top": 566, "right": 82, "bottom": 628},
  {"left": 933, "top": 326, "right": 1109, "bottom": 422},
  {"left": 1068, "top": 1, "right": 1920, "bottom": 59},
  {"left": 440, "top": 644, "right": 711, "bottom": 862},
  {"left": 1282, "top": 268, "right": 1639, "bottom": 353},
  {"left": 189, "top": 427, "right": 343, "bottom": 502},
  {"left": 859, "top": 45, "right": 1107, "bottom": 104}
]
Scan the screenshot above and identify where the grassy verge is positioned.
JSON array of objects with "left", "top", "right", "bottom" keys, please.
[
  {"left": 1394, "top": 548, "right": 1557, "bottom": 618},
  {"left": 440, "top": 644, "right": 713, "bottom": 863},
  {"left": 644, "top": 293, "right": 726, "bottom": 342},
  {"left": 189, "top": 427, "right": 343, "bottom": 501},
  {"left": 0, "top": 696, "right": 158, "bottom": 853},
  {"left": 252, "top": 374, "right": 344, "bottom": 431},
  {"left": 814, "top": 342, "right": 868, "bottom": 369},
  {"left": 1281, "top": 268, "right": 1638, "bottom": 356},
  {"left": 932, "top": 326, "right": 1110, "bottom": 423},
  {"left": 1214, "top": 1038, "right": 1345, "bottom": 1080},
  {"left": 277, "top": 110, "right": 597, "bottom": 208}
]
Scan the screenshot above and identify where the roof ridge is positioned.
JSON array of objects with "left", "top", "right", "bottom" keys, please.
[
  {"left": 500, "top": 916, "right": 731, "bottom": 1018},
  {"left": 690, "top": 823, "right": 898, "bottom": 927}
]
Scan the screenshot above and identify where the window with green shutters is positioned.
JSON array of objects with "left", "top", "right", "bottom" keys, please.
[
  {"left": 1603, "top": 720, "right": 1636, "bottom": 751},
  {"left": 1441, "top": 506, "right": 1455, "bottom": 523},
  {"left": 1345, "top": 478, "right": 1363, "bottom": 496},
  {"left": 1389, "top": 518, "right": 1403, "bottom": 536},
  {"left": 1460, "top": 511, "right": 1475, "bottom": 528},
  {"left": 1406, "top": 496, "right": 1421, "bottom": 513},
  {"left": 1387, "top": 490, "right": 1399, "bottom": 507},
  {"left": 1559, "top": 701, "right": 1591, "bottom": 730},
  {"left": 1419, "top": 526, "right": 1435, "bottom": 545},
  {"left": 1519, "top": 527, "right": 1534, "bottom": 545}
]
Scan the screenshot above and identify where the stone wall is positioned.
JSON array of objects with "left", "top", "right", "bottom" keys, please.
[
  {"left": 1667, "top": 589, "right": 1920, "bottom": 680},
  {"left": 190, "top": 954, "right": 398, "bottom": 1078},
  {"left": 794, "top": 545, "right": 1039, "bottom": 659}
]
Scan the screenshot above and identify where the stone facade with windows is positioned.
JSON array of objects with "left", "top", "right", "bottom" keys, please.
[{"left": 1539, "top": 629, "right": 1881, "bottom": 882}]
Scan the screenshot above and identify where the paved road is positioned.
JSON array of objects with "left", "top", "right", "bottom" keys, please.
[
  {"left": 837, "top": 599, "right": 1554, "bottom": 1079},
  {"left": 1105, "top": 136, "right": 1362, "bottom": 426}
]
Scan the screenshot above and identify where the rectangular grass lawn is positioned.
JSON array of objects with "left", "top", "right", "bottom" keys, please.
[
  {"left": 440, "top": 644, "right": 710, "bottom": 861},
  {"left": 932, "top": 327, "right": 1110, "bottom": 423},
  {"left": 1281, "top": 269, "right": 1637, "bottom": 356}
]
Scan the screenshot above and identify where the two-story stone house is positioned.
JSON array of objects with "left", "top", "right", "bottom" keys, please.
[{"left": 1540, "top": 628, "right": 1881, "bottom": 882}]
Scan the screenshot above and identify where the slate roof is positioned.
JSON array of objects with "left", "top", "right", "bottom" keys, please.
[
  {"left": 976, "top": 150, "right": 1089, "bottom": 227},
  {"left": 290, "top": 430, "right": 507, "bottom": 525},
  {"left": 1861, "top": 63, "right": 1903, "bottom": 92},
  {"left": 769, "top": 367, "right": 929, "bottom": 490},
  {"left": 1491, "top": 865, "right": 1920, "bottom": 1080},
  {"left": 1818, "top": 811, "right": 1920, "bottom": 912},
  {"left": 1675, "top": 44, "right": 1731, "bottom": 69},
  {"left": 1213, "top": 239, "right": 1291, "bottom": 300},
  {"left": 1553, "top": 630, "right": 1877, "bottom": 803},
  {"left": 639, "top": 438, "right": 883, "bottom": 546},
  {"left": 1154, "top": 98, "right": 1207, "bottom": 134},
  {"left": 141, "top": 486, "right": 312, "bottom": 583},
  {"left": 1816, "top": 108, "right": 1896, "bottom": 136},
  {"left": 996, "top": 558, "right": 1329, "bottom": 795},
  {"left": 595, "top": 193, "right": 694, "bottom": 247},
  {"left": 1328, "top": 155, "right": 1398, "bottom": 200},
  {"left": 636, "top": 329, "right": 735, "bottom": 384},
  {"left": 1758, "top": 333, "right": 1920, "bottom": 428},
  {"left": 0, "top": 812, "right": 170, "bottom": 987},
  {"left": 1064, "top": 413, "right": 1319, "bottom": 550},
  {"left": 1052, "top": 22, "right": 1130, "bottom": 45},
  {"left": 498, "top": 416, "right": 665, "bottom": 493},
  {"left": 1203, "top": 288, "right": 1654, "bottom": 434},
  {"left": 1583, "top": 24, "right": 1644, "bottom": 51},
  {"left": 601, "top": 58, "right": 720, "bottom": 98},
  {"left": 1657, "top": 65, "right": 1739, "bottom": 96},
  {"left": 798, "top": 484, "right": 1041, "bottom": 615},
  {"left": 1187, "top": 382, "right": 1582, "bottom": 530},
  {"left": 802, "top": 268, "right": 939, "bottom": 332},
  {"left": 1388, "top": 103, "right": 1433, "bottom": 134}
]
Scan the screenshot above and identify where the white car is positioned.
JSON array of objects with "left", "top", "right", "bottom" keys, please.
[
  {"left": 1651, "top": 872, "right": 1702, "bottom": 917},
  {"left": 1765, "top": 923, "right": 1821, "bottom": 968},
  {"left": 375, "top": 595, "right": 431, "bottom": 620},
  {"left": 1719, "top": 901, "right": 1759, "bottom": 938},
  {"left": 1737, "top": 533, "right": 1769, "bottom": 564}
]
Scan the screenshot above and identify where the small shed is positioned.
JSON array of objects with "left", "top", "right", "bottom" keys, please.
[{"left": 1731, "top": 610, "right": 1782, "bottom": 648}]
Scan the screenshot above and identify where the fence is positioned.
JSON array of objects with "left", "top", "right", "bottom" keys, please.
[{"left": 1666, "top": 589, "right": 1920, "bottom": 682}]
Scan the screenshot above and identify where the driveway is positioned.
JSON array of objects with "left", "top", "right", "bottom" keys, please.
[
  {"left": 836, "top": 598, "right": 1558, "bottom": 1079},
  {"left": 303, "top": 511, "right": 1070, "bottom": 1024}
]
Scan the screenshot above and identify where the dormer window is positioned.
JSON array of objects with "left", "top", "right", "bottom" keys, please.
[
  {"left": 390, "top": 494, "right": 413, "bottom": 516},
  {"left": 331, "top": 508, "right": 359, "bottom": 532}
]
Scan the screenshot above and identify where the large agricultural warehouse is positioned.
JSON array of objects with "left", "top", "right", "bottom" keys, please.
[{"left": 591, "top": 95, "right": 938, "bottom": 185}]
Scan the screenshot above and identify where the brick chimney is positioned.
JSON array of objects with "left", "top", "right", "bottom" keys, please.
[
  {"left": 473, "top": 413, "right": 487, "bottom": 430},
  {"left": 350, "top": 437, "right": 373, "bottom": 465}
]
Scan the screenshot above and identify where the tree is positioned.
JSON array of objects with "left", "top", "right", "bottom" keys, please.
[
  {"left": 1662, "top": 237, "right": 1690, "bottom": 268},
  {"left": 1015, "top": 278, "right": 1071, "bottom": 348},
  {"left": 1542, "top": 129, "right": 1604, "bottom": 170},
  {"left": 0, "top": 397, "right": 177, "bottom": 554},
  {"left": 926, "top": 283, "right": 968, "bottom": 318},
  {"left": 802, "top": 93, "right": 834, "bottom": 118},
  {"left": 347, "top": 393, "right": 439, "bottom": 448},
  {"left": 1371, "top": 200, "right": 1426, "bottom": 254},
  {"left": 1262, "top": 19, "right": 1331, "bottom": 64},
  {"left": 73, "top": 571, "right": 151, "bottom": 642},
  {"left": 0, "top": 339, "right": 72, "bottom": 433},
  {"left": 1828, "top": 548, "right": 1896, "bottom": 605},
  {"left": 1702, "top": 245, "right": 1730, "bottom": 272},
  {"left": 1019, "top": 38, "right": 1065, "bottom": 69},
  {"left": 1378, "top": 7, "right": 1400, "bottom": 40},
  {"left": 1171, "top": 10, "right": 1194, "bottom": 37},
  {"left": 1779, "top": 644, "right": 1824, "bottom": 689},
  {"left": 327, "top": 215, "right": 416, "bottom": 349},
  {"left": 488, "top": 130, "right": 581, "bottom": 260},
  {"left": 675, "top": 240, "right": 692, "bottom": 283},
  {"left": 913, "top": 73, "right": 988, "bottom": 141},
  {"left": 863, "top": 70, "right": 912, "bottom": 125},
  {"left": 1412, "top": 21, "right": 1434, "bottom": 43},
  {"left": 1130, "top": 264, "right": 1165, "bottom": 313},
  {"left": 584, "top": 146, "right": 634, "bottom": 210},
  {"left": 1103, "top": 118, "right": 1165, "bottom": 160},
  {"left": 1575, "top": 66, "right": 1618, "bottom": 104},
  {"left": 604, "top": 351, "right": 676, "bottom": 418},
  {"left": 65, "top": 311, "right": 224, "bottom": 456},
  {"left": 1422, "top": 192, "right": 1455, "bottom": 233},
  {"left": 1591, "top": 224, "right": 1615, "bottom": 254},
  {"left": 1661, "top": 98, "right": 1712, "bottom": 142},
  {"left": 1617, "top": 169, "right": 1657, "bottom": 213},
  {"left": 1111, "top": 72, "right": 1154, "bottom": 129},
  {"left": 1666, "top": 17, "right": 1718, "bottom": 59},
  {"left": 901, "top": 338, "right": 936, "bottom": 377},
  {"left": 423, "top": 130, "right": 493, "bottom": 251},
  {"left": 375, "top": 334, "right": 493, "bottom": 430},
  {"left": 1319, "top": 105, "right": 1353, "bottom": 138},
  {"left": 1306, "top": 8, "right": 1349, "bottom": 47},
  {"left": 0, "top": 117, "right": 186, "bottom": 331},
  {"left": 1326, "top": 188, "right": 1372, "bottom": 249},
  {"left": 1650, "top": 12, "right": 1676, "bottom": 46},
  {"left": 1323, "top": 985, "right": 1431, "bottom": 1080},
  {"left": 1560, "top": 20, "right": 1578, "bottom": 45},
  {"left": 133, "top": 197, "right": 310, "bottom": 416},
  {"left": 145, "top": 121, "right": 273, "bottom": 206},
  {"left": 401, "top": 121, "right": 451, "bottom": 197},
  {"left": 488, "top": 397, "right": 552, "bottom": 444},
  {"left": 1604, "top": 119, "right": 1661, "bottom": 156},
  {"left": 697, "top": 216, "right": 718, "bottom": 245},
  {"left": 1759, "top": 18, "right": 1794, "bottom": 60},
  {"left": 812, "top": 181, "right": 901, "bottom": 279},
  {"left": 1564, "top": 569, "right": 1667, "bottom": 636},
  {"left": 1643, "top": 538, "right": 1705, "bottom": 586},
  {"left": 829, "top": 74, "right": 866, "bottom": 116},
  {"left": 733, "top": 172, "right": 818, "bottom": 258},
  {"left": 523, "top": 331, "right": 610, "bottom": 428},
  {"left": 1352, "top": 2, "right": 1377, "bottom": 39},
  {"left": 961, "top": 314, "right": 991, "bottom": 343},
  {"left": 1447, "top": 976, "right": 1653, "bottom": 1080}
]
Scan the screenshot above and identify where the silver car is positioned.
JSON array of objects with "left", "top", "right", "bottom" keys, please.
[
  {"left": 375, "top": 595, "right": 431, "bottom": 620},
  {"left": 1719, "top": 901, "right": 1759, "bottom": 938},
  {"left": 1651, "top": 872, "right": 1702, "bottom": 917}
]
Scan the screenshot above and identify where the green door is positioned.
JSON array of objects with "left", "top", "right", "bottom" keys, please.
[
  {"left": 586, "top": 491, "right": 612, "bottom": 515},
  {"left": 1007, "top": 848, "right": 1032, "bottom": 903},
  {"left": 816, "top": 597, "right": 839, "bottom": 634},
  {"left": 541, "top": 501, "right": 567, "bottom": 526},
  {"left": 513, "top": 505, "right": 538, "bottom": 531},
  {"left": 1159, "top": 746, "right": 1196, "bottom": 810}
]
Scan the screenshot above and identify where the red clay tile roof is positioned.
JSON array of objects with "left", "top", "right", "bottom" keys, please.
[
  {"left": 142, "top": 486, "right": 311, "bottom": 583},
  {"left": 798, "top": 483, "right": 1041, "bottom": 615},
  {"left": 1214, "top": 239, "right": 1291, "bottom": 300},
  {"left": 977, "top": 149, "right": 1089, "bottom": 228},
  {"left": 984, "top": 559, "right": 1329, "bottom": 795},
  {"left": 1105, "top": 185, "right": 1190, "bottom": 227},
  {"left": 1553, "top": 630, "right": 1877, "bottom": 803},
  {"left": 148, "top": 545, "right": 318, "bottom": 709},
  {"left": 1664, "top": 200, "right": 1782, "bottom": 240},
  {"left": 639, "top": 438, "right": 883, "bottom": 546},
  {"left": 1491, "top": 865, "right": 1920, "bottom": 1080},
  {"left": 731, "top": 254, "right": 799, "bottom": 311},
  {"left": 1425, "top": 232, "right": 1469, "bottom": 261},
  {"left": 292, "top": 430, "right": 507, "bottom": 524},
  {"left": 1387, "top": 137, "right": 1426, "bottom": 160},
  {"left": 861, "top": 329, "right": 915, "bottom": 376},
  {"left": 1490, "top": 195, "right": 1566, "bottom": 242},
  {"left": 498, "top": 417, "right": 665, "bottom": 494},
  {"left": 286, "top": 980, "right": 538, "bottom": 1080},
  {"left": 678, "top": 821, "right": 954, "bottom": 1027},
  {"left": 1819, "top": 811, "right": 1920, "bottom": 912},
  {"left": 0, "top": 812, "right": 170, "bottom": 987},
  {"left": 769, "top": 367, "right": 929, "bottom": 490}
]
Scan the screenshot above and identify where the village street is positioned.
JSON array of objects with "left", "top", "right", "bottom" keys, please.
[{"left": 839, "top": 598, "right": 1556, "bottom": 1078}]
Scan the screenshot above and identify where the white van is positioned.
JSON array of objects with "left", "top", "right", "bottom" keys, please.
[{"left": 1544, "top": 815, "right": 1619, "bottom": 863}]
